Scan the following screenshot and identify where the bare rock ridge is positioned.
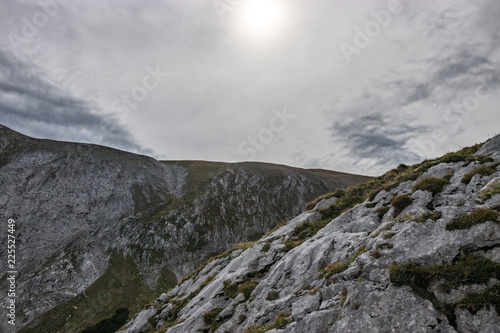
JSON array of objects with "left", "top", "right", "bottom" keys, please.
[
  {"left": 0, "top": 125, "right": 370, "bottom": 332},
  {"left": 119, "top": 135, "right": 500, "bottom": 333}
]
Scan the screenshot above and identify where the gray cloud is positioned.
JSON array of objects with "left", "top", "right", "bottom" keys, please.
[
  {"left": 324, "top": 0, "right": 500, "bottom": 175},
  {"left": 330, "top": 113, "right": 423, "bottom": 171},
  {"left": 0, "top": 0, "right": 499, "bottom": 176},
  {"left": 0, "top": 49, "right": 152, "bottom": 155}
]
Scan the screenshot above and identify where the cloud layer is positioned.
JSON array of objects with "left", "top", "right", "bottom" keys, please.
[{"left": 0, "top": 0, "right": 499, "bottom": 175}]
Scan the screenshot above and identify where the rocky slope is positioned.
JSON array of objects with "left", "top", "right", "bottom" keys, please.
[
  {"left": 120, "top": 135, "right": 500, "bottom": 333},
  {"left": 0, "top": 125, "right": 370, "bottom": 333}
]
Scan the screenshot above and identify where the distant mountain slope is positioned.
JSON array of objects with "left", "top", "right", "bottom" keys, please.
[
  {"left": 119, "top": 135, "right": 500, "bottom": 333},
  {"left": 0, "top": 125, "right": 370, "bottom": 333}
]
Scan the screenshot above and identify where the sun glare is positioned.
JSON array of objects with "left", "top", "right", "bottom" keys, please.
[{"left": 237, "top": 0, "right": 285, "bottom": 38}]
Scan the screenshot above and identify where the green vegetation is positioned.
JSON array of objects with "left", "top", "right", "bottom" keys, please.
[
  {"left": 293, "top": 219, "right": 329, "bottom": 239},
  {"left": 389, "top": 256, "right": 500, "bottom": 325},
  {"left": 282, "top": 238, "right": 305, "bottom": 252},
  {"left": 156, "top": 266, "right": 179, "bottom": 292},
  {"left": 197, "top": 275, "right": 216, "bottom": 293},
  {"left": 446, "top": 208, "right": 499, "bottom": 231},
  {"left": 391, "top": 194, "right": 413, "bottom": 216},
  {"left": 301, "top": 141, "right": 489, "bottom": 244},
  {"left": 203, "top": 308, "right": 224, "bottom": 333},
  {"left": 134, "top": 195, "right": 184, "bottom": 225},
  {"left": 319, "top": 261, "right": 350, "bottom": 278},
  {"left": 81, "top": 308, "right": 129, "bottom": 333},
  {"left": 481, "top": 183, "right": 500, "bottom": 200},
  {"left": 264, "top": 219, "right": 289, "bottom": 237},
  {"left": 163, "top": 298, "right": 190, "bottom": 324},
  {"left": 457, "top": 285, "right": 500, "bottom": 314},
  {"left": 462, "top": 163, "right": 499, "bottom": 184},
  {"left": 223, "top": 280, "right": 239, "bottom": 298},
  {"left": 319, "top": 246, "right": 366, "bottom": 279},
  {"left": 223, "top": 272, "right": 261, "bottom": 300},
  {"left": 266, "top": 291, "right": 280, "bottom": 301},
  {"left": 243, "top": 312, "right": 291, "bottom": 333},
  {"left": 339, "top": 289, "right": 348, "bottom": 306},
  {"left": 378, "top": 243, "right": 394, "bottom": 249},
  {"left": 281, "top": 217, "right": 333, "bottom": 252},
  {"left": 412, "top": 176, "right": 451, "bottom": 195},
  {"left": 371, "top": 224, "right": 392, "bottom": 238},
  {"left": 158, "top": 274, "right": 216, "bottom": 329},
  {"left": 383, "top": 232, "right": 396, "bottom": 239},
  {"left": 19, "top": 253, "right": 161, "bottom": 333},
  {"left": 239, "top": 280, "right": 259, "bottom": 299},
  {"left": 167, "top": 161, "right": 226, "bottom": 202},
  {"left": 261, "top": 242, "right": 271, "bottom": 252},
  {"left": 415, "top": 211, "right": 443, "bottom": 223},
  {"left": 376, "top": 207, "right": 390, "bottom": 219},
  {"left": 181, "top": 241, "right": 255, "bottom": 284},
  {"left": 305, "top": 188, "right": 346, "bottom": 210}
]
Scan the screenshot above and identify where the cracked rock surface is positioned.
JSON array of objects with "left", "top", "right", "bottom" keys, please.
[{"left": 121, "top": 135, "right": 500, "bottom": 333}]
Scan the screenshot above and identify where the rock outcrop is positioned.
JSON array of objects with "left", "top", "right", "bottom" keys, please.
[
  {"left": 0, "top": 125, "right": 370, "bottom": 332},
  {"left": 120, "top": 136, "right": 500, "bottom": 333}
]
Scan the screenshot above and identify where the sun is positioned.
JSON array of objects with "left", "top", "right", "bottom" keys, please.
[{"left": 236, "top": 0, "right": 285, "bottom": 38}]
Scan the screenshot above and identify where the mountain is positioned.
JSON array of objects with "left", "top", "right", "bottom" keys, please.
[
  {"left": 118, "top": 135, "right": 500, "bottom": 333},
  {"left": 0, "top": 125, "right": 370, "bottom": 333}
]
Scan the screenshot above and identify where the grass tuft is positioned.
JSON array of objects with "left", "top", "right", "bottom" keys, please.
[
  {"left": 413, "top": 176, "right": 451, "bottom": 195},
  {"left": 456, "top": 285, "right": 500, "bottom": 315},
  {"left": 415, "top": 211, "right": 443, "bottom": 223},
  {"left": 446, "top": 208, "right": 499, "bottom": 231},
  {"left": 319, "top": 246, "right": 366, "bottom": 279},
  {"left": 243, "top": 312, "right": 291, "bottom": 333},
  {"left": 266, "top": 291, "right": 280, "bottom": 301},
  {"left": 389, "top": 256, "right": 500, "bottom": 324},
  {"left": 223, "top": 274, "right": 260, "bottom": 300},
  {"left": 203, "top": 308, "right": 224, "bottom": 333},
  {"left": 462, "top": 163, "right": 499, "bottom": 184},
  {"left": 376, "top": 207, "right": 391, "bottom": 219},
  {"left": 371, "top": 224, "right": 392, "bottom": 238},
  {"left": 391, "top": 194, "right": 413, "bottom": 216},
  {"left": 481, "top": 183, "right": 500, "bottom": 200},
  {"left": 261, "top": 242, "right": 271, "bottom": 252}
]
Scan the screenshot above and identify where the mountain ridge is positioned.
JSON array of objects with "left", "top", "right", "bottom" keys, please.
[{"left": 0, "top": 124, "right": 371, "bottom": 332}]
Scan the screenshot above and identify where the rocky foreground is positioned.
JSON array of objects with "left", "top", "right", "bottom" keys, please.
[{"left": 121, "top": 135, "right": 500, "bottom": 333}]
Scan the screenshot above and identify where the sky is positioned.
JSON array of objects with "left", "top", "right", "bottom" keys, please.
[{"left": 0, "top": 0, "right": 499, "bottom": 176}]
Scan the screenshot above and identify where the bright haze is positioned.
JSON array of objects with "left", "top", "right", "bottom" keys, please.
[{"left": 0, "top": 0, "right": 499, "bottom": 176}]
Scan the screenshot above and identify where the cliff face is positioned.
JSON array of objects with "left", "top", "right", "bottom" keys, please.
[
  {"left": 0, "top": 125, "right": 370, "bottom": 333},
  {"left": 119, "top": 135, "right": 500, "bottom": 333}
]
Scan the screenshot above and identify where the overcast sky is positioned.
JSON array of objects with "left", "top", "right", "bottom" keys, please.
[{"left": 0, "top": 0, "right": 499, "bottom": 176}]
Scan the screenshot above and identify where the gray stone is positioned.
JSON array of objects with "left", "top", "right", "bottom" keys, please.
[
  {"left": 121, "top": 307, "right": 155, "bottom": 333},
  {"left": 291, "top": 292, "right": 321, "bottom": 320},
  {"left": 477, "top": 134, "right": 500, "bottom": 160}
]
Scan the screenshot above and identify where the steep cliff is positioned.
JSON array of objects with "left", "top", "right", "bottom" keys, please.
[
  {"left": 0, "top": 125, "right": 370, "bottom": 332},
  {"left": 120, "top": 135, "right": 500, "bottom": 333}
]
